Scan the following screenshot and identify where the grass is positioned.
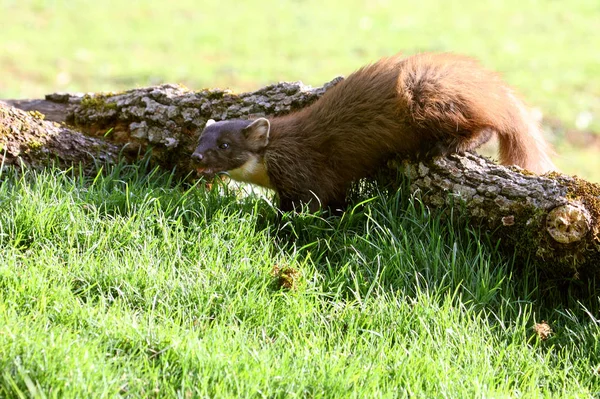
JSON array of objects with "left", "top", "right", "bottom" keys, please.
[{"left": 0, "top": 163, "right": 599, "bottom": 397}]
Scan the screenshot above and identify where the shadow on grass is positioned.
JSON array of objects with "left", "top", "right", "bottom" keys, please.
[{"left": 264, "top": 176, "right": 599, "bottom": 362}]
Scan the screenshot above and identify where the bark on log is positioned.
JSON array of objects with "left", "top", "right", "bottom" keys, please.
[
  {"left": 395, "top": 153, "right": 599, "bottom": 279},
  {"left": 0, "top": 102, "right": 120, "bottom": 171},
  {"left": 1, "top": 80, "right": 599, "bottom": 280},
  {"left": 2, "top": 79, "right": 342, "bottom": 174}
]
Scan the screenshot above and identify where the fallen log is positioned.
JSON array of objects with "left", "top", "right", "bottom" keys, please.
[
  {"left": 1, "top": 80, "right": 599, "bottom": 279},
  {"left": 0, "top": 102, "right": 120, "bottom": 171},
  {"left": 395, "top": 153, "right": 599, "bottom": 279},
  {"left": 2, "top": 79, "right": 341, "bottom": 173}
]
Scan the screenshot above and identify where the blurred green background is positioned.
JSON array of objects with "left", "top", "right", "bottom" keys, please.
[{"left": 1, "top": 0, "right": 599, "bottom": 180}]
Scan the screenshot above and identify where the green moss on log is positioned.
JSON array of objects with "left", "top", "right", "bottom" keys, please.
[{"left": 79, "top": 94, "right": 118, "bottom": 113}]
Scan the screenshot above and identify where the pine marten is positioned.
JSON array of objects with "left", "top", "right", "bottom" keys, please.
[{"left": 192, "top": 52, "right": 556, "bottom": 212}]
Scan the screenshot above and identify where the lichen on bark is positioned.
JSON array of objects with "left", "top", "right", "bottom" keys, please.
[
  {"left": 0, "top": 102, "right": 120, "bottom": 171},
  {"left": 396, "top": 152, "right": 600, "bottom": 278},
  {"left": 42, "top": 79, "right": 342, "bottom": 173}
]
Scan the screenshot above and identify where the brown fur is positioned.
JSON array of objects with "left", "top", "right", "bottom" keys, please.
[{"left": 192, "top": 52, "right": 556, "bottom": 212}]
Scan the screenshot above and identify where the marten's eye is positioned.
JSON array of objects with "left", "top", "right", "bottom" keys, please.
[{"left": 219, "top": 143, "right": 230, "bottom": 150}]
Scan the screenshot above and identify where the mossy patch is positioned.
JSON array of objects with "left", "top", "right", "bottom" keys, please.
[
  {"left": 202, "top": 89, "right": 227, "bottom": 100},
  {"left": 270, "top": 264, "right": 301, "bottom": 290},
  {"left": 71, "top": 94, "right": 120, "bottom": 135},
  {"left": 28, "top": 140, "right": 43, "bottom": 150},
  {"left": 28, "top": 110, "right": 45, "bottom": 120},
  {"left": 565, "top": 176, "right": 600, "bottom": 240},
  {"left": 79, "top": 94, "right": 118, "bottom": 115}
]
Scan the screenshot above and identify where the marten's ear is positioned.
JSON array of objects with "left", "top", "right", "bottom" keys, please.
[
  {"left": 205, "top": 119, "right": 216, "bottom": 127},
  {"left": 242, "top": 118, "right": 270, "bottom": 148}
]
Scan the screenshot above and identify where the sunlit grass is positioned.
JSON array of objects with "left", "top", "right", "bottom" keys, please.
[{"left": 0, "top": 164, "right": 598, "bottom": 397}]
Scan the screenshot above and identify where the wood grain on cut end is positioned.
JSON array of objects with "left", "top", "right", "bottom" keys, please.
[{"left": 546, "top": 204, "right": 590, "bottom": 244}]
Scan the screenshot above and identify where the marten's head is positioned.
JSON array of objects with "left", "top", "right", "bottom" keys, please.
[{"left": 191, "top": 118, "right": 270, "bottom": 179}]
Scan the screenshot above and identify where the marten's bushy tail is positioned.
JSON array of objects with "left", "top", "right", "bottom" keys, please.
[
  {"left": 496, "top": 91, "right": 556, "bottom": 174},
  {"left": 398, "top": 53, "right": 556, "bottom": 174}
]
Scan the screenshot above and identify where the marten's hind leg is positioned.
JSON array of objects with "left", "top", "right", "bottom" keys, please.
[
  {"left": 400, "top": 59, "right": 500, "bottom": 159},
  {"left": 426, "top": 127, "right": 495, "bottom": 158}
]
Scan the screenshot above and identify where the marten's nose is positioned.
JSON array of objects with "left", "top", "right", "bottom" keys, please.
[{"left": 191, "top": 152, "right": 204, "bottom": 162}]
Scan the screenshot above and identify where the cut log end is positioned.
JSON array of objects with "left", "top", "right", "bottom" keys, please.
[{"left": 546, "top": 204, "right": 590, "bottom": 244}]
